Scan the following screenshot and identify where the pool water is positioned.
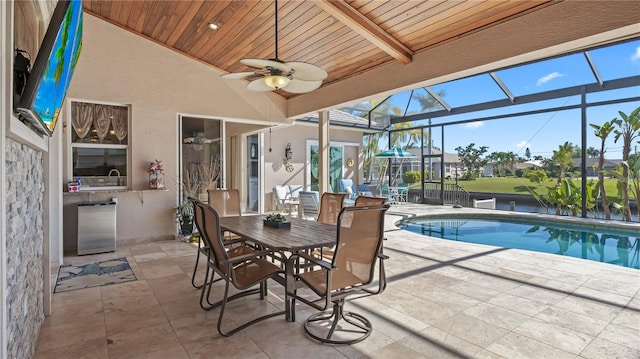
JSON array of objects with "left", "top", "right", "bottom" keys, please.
[{"left": 399, "top": 217, "right": 639, "bottom": 269}]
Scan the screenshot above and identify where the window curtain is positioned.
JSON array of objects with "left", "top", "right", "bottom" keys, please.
[
  {"left": 111, "top": 106, "right": 128, "bottom": 143},
  {"left": 94, "top": 104, "right": 112, "bottom": 142},
  {"left": 71, "top": 102, "right": 94, "bottom": 139}
]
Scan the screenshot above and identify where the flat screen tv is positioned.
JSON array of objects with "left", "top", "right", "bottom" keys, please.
[{"left": 16, "top": 0, "right": 83, "bottom": 136}]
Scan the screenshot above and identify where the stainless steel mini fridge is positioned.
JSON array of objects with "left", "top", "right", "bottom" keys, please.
[{"left": 77, "top": 201, "right": 116, "bottom": 255}]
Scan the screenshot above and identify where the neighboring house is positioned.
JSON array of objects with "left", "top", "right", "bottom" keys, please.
[
  {"left": 482, "top": 161, "right": 540, "bottom": 177},
  {"left": 569, "top": 157, "right": 621, "bottom": 177},
  {"left": 377, "top": 147, "right": 464, "bottom": 182}
]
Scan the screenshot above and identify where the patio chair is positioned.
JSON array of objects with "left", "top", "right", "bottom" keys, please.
[
  {"left": 208, "top": 189, "right": 241, "bottom": 216},
  {"left": 207, "top": 189, "right": 244, "bottom": 240},
  {"left": 196, "top": 201, "right": 286, "bottom": 336},
  {"left": 317, "top": 192, "right": 347, "bottom": 225},
  {"left": 396, "top": 183, "right": 409, "bottom": 204},
  {"left": 354, "top": 195, "right": 387, "bottom": 206},
  {"left": 299, "top": 191, "right": 320, "bottom": 220},
  {"left": 189, "top": 197, "right": 255, "bottom": 290},
  {"left": 380, "top": 184, "right": 396, "bottom": 204},
  {"left": 293, "top": 204, "right": 390, "bottom": 344},
  {"left": 191, "top": 189, "right": 244, "bottom": 289}
]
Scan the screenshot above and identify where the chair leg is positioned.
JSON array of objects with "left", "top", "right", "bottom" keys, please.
[
  {"left": 216, "top": 278, "right": 286, "bottom": 337},
  {"left": 304, "top": 300, "right": 372, "bottom": 345},
  {"left": 191, "top": 237, "right": 206, "bottom": 289}
]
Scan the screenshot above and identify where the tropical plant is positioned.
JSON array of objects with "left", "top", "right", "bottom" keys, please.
[
  {"left": 537, "top": 178, "right": 599, "bottom": 216},
  {"left": 629, "top": 155, "right": 640, "bottom": 221},
  {"left": 454, "top": 143, "right": 488, "bottom": 180},
  {"left": 586, "top": 146, "right": 600, "bottom": 158},
  {"left": 590, "top": 120, "right": 616, "bottom": 219},
  {"left": 550, "top": 141, "right": 576, "bottom": 185},
  {"left": 612, "top": 106, "right": 640, "bottom": 221},
  {"left": 487, "top": 151, "right": 517, "bottom": 177}
]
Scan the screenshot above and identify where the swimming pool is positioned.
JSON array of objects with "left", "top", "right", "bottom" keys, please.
[{"left": 399, "top": 216, "right": 640, "bottom": 269}]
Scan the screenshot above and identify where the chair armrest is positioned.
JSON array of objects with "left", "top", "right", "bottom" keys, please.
[
  {"left": 377, "top": 253, "right": 389, "bottom": 260},
  {"left": 225, "top": 250, "right": 277, "bottom": 265},
  {"left": 297, "top": 251, "right": 333, "bottom": 270}
]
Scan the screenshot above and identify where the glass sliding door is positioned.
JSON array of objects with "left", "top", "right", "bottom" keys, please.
[{"left": 308, "top": 142, "right": 343, "bottom": 192}]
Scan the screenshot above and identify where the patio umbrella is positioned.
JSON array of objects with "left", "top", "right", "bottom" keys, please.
[
  {"left": 375, "top": 147, "right": 416, "bottom": 159},
  {"left": 375, "top": 147, "right": 415, "bottom": 185}
]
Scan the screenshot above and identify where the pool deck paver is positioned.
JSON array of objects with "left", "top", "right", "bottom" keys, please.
[{"left": 35, "top": 204, "right": 640, "bottom": 359}]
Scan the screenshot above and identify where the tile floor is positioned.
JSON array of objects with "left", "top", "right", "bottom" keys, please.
[{"left": 35, "top": 205, "right": 640, "bottom": 358}]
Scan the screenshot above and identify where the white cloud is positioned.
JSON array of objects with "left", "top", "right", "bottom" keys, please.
[
  {"left": 464, "top": 121, "right": 484, "bottom": 129},
  {"left": 631, "top": 46, "right": 640, "bottom": 62},
  {"left": 515, "top": 140, "right": 530, "bottom": 149},
  {"left": 536, "top": 72, "right": 564, "bottom": 86}
]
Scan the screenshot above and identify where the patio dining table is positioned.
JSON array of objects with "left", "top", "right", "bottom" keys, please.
[{"left": 218, "top": 215, "right": 337, "bottom": 322}]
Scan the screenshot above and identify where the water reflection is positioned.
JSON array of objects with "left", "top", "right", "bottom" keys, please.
[{"left": 403, "top": 219, "right": 639, "bottom": 269}]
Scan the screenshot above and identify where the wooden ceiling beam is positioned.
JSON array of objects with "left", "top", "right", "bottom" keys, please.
[{"left": 315, "top": 0, "right": 413, "bottom": 64}]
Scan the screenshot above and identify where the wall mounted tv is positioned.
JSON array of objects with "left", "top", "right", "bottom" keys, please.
[{"left": 16, "top": 0, "right": 83, "bottom": 137}]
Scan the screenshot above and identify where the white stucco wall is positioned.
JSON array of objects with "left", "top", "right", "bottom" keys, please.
[{"left": 63, "top": 13, "right": 287, "bottom": 243}]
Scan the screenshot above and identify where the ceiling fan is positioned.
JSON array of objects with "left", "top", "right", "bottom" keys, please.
[{"left": 221, "top": 0, "right": 327, "bottom": 94}]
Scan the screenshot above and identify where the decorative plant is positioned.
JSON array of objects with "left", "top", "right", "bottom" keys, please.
[
  {"left": 265, "top": 213, "right": 287, "bottom": 222},
  {"left": 176, "top": 201, "right": 194, "bottom": 235},
  {"left": 204, "top": 154, "right": 221, "bottom": 190}
]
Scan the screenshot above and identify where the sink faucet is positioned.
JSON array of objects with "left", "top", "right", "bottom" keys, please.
[{"left": 108, "top": 169, "right": 121, "bottom": 185}]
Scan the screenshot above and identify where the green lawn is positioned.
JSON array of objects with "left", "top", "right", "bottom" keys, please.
[{"left": 412, "top": 177, "right": 620, "bottom": 198}]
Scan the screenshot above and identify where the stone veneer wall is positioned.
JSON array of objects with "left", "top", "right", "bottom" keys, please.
[{"left": 5, "top": 138, "right": 45, "bottom": 359}]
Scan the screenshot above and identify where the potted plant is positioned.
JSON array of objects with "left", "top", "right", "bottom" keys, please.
[
  {"left": 176, "top": 201, "right": 194, "bottom": 235},
  {"left": 264, "top": 213, "right": 291, "bottom": 229}
]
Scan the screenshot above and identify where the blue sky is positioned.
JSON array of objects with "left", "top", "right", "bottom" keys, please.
[{"left": 359, "top": 39, "right": 640, "bottom": 159}]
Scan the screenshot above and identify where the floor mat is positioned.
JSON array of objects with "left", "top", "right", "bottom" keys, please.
[{"left": 54, "top": 257, "right": 136, "bottom": 293}]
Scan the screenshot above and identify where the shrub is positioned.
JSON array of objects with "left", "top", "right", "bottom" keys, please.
[
  {"left": 402, "top": 171, "right": 421, "bottom": 183},
  {"left": 515, "top": 168, "right": 526, "bottom": 178},
  {"left": 526, "top": 169, "right": 548, "bottom": 184}
]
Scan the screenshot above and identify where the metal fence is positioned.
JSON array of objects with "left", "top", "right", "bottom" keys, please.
[{"left": 423, "top": 182, "right": 470, "bottom": 207}]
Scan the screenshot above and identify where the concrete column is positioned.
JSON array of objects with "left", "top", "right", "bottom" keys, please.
[{"left": 318, "top": 111, "right": 329, "bottom": 195}]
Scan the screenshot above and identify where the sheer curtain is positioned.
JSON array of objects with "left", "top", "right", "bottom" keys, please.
[
  {"left": 111, "top": 106, "right": 128, "bottom": 143},
  {"left": 71, "top": 102, "right": 94, "bottom": 139},
  {"left": 94, "top": 104, "right": 112, "bottom": 142}
]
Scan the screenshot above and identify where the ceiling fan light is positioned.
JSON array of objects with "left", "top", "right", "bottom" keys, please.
[{"left": 264, "top": 75, "right": 290, "bottom": 89}]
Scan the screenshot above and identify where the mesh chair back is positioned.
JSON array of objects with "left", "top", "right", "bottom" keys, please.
[
  {"left": 189, "top": 198, "right": 205, "bottom": 234},
  {"left": 196, "top": 202, "right": 230, "bottom": 274},
  {"left": 317, "top": 192, "right": 346, "bottom": 225},
  {"left": 208, "top": 189, "right": 241, "bottom": 217},
  {"left": 354, "top": 196, "right": 386, "bottom": 207},
  {"left": 332, "top": 205, "right": 389, "bottom": 289}
]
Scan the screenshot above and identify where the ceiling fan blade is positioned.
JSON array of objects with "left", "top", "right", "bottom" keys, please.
[
  {"left": 282, "top": 79, "right": 323, "bottom": 94},
  {"left": 285, "top": 61, "right": 328, "bottom": 81},
  {"left": 240, "top": 58, "right": 290, "bottom": 73},
  {"left": 247, "top": 78, "right": 275, "bottom": 92},
  {"left": 221, "top": 72, "right": 261, "bottom": 80}
]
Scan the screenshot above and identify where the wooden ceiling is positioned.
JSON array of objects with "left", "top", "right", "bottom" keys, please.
[{"left": 84, "top": 0, "right": 555, "bottom": 99}]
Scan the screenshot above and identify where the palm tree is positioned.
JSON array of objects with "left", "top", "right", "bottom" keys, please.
[
  {"left": 589, "top": 121, "right": 615, "bottom": 219},
  {"left": 550, "top": 142, "right": 576, "bottom": 214},
  {"left": 612, "top": 106, "right": 640, "bottom": 221},
  {"left": 551, "top": 142, "right": 576, "bottom": 184}
]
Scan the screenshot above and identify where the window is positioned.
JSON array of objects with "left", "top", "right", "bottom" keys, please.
[{"left": 69, "top": 101, "right": 129, "bottom": 189}]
